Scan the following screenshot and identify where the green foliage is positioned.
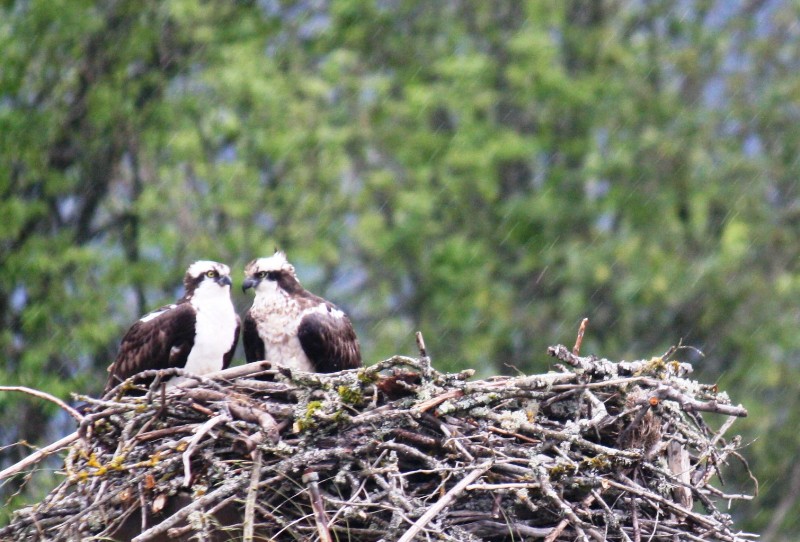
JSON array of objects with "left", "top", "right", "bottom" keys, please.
[{"left": 1, "top": 0, "right": 799, "bottom": 537}]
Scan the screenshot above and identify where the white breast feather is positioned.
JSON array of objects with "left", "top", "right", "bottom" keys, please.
[{"left": 183, "top": 283, "right": 237, "bottom": 376}]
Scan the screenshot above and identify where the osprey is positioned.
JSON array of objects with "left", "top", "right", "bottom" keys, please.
[
  {"left": 104, "top": 261, "right": 240, "bottom": 393},
  {"left": 241, "top": 252, "right": 361, "bottom": 372}
]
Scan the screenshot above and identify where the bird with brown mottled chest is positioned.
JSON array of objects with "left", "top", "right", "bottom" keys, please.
[{"left": 241, "top": 252, "right": 361, "bottom": 372}]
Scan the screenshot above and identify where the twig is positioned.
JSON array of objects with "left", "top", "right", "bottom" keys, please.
[
  {"left": 415, "top": 331, "right": 433, "bottom": 380},
  {"left": 573, "top": 318, "right": 589, "bottom": 355},
  {"left": 537, "top": 468, "right": 597, "bottom": 542},
  {"left": 396, "top": 462, "right": 491, "bottom": 542},
  {"left": 592, "top": 489, "right": 632, "bottom": 542},
  {"left": 466, "top": 482, "right": 540, "bottom": 491},
  {"left": 711, "top": 415, "right": 738, "bottom": 445},
  {"left": 303, "top": 470, "right": 332, "bottom": 542},
  {"left": 653, "top": 386, "right": 748, "bottom": 418},
  {"left": 196, "top": 360, "right": 274, "bottom": 383},
  {"left": 413, "top": 389, "right": 464, "bottom": 414},
  {"left": 705, "top": 485, "right": 755, "bottom": 501},
  {"left": 135, "top": 424, "right": 198, "bottom": 442},
  {"left": 227, "top": 401, "right": 280, "bottom": 442},
  {"left": 606, "top": 476, "right": 716, "bottom": 529},
  {"left": 131, "top": 476, "right": 245, "bottom": 542},
  {"left": 415, "top": 331, "right": 428, "bottom": 358},
  {"left": 548, "top": 344, "right": 609, "bottom": 373},
  {"left": 243, "top": 448, "right": 262, "bottom": 542},
  {"left": 0, "top": 386, "right": 84, "bottom": 424},
  {"left": 106, "top": 361, "right": 275, "bottom": 398},
  {"left": 138, "top": 480, "right": 147, "bottom": 533},
  {"left": 0, "top": 432, "right": 79, "bottom": 481},
  {"left": 544, "top": 493, "right": 596, "bottom": 542},
  {"left": 437, "top": 420, "right": 475, "bottom": 461},
  {"left": 182, "top": 413, "right": 230, "bottom": 486},
  {"left": 135, "top": 383, "right": 168, "bottom": 439},
  {"left": 667, "top": 440, "right": 693, "bottom": 509},
  {"left": 486, "top": 425, "right": 541, "bottom": 445}
]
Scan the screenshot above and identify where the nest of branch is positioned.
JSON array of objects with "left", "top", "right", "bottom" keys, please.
[{"left": 2, "top": 345, "right": 756, "bottom": 542}]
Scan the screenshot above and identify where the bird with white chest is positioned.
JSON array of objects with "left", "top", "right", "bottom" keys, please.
[
  {"left": 104, "top": 261, "right": 240, "bottom": 393},
  {"left": 241, "top": 252, "right": 362, "bottom": 372}
]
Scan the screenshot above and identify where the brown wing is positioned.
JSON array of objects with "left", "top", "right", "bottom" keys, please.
[
  {"left": 104, "top": 303, "right": 197, "bottom": 393},
  {"left": 242, "top": 311, "right": 265, "bottom": 364},
  {"left": 297, "top": 304, "right": 362, "bottom": 372}
]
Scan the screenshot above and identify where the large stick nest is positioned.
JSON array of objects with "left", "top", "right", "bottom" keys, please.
[{"left": 2, "top": 345, "right": 756, "bottom": 541}]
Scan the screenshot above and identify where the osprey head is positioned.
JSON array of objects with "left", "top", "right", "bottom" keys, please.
[
  {"left": 184, "top": 260, "right": 233, "bottom": 297},
  {"left": 242, "top": 251, "right": 300, "bottom": 295}
]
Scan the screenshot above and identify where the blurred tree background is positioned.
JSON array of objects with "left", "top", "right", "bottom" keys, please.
[{"left": 1, "top": 0, "right": 798, "bottom": 538}]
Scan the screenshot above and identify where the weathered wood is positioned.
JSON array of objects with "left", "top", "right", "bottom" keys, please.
[{"left": 0, "top": 346, "right": 756, "bottom": 542}]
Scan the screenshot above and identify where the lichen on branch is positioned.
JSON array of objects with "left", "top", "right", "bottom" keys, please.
[{"left": 1, "top": 347, "right": 755, "bottom": 542}]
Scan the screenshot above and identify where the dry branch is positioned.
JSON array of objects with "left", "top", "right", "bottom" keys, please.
[
  {"left": 0, "top": 386, "right": 85, "bottom": 424},
  {"left": 1, "top": 345, "right": 756, "bottom": 542}
]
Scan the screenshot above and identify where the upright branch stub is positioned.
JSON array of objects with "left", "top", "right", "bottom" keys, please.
[
  {"left": 573, "top": 318, "right": 589, "bottom": 355},
  {"left": 415, "top": 331, "right": 428, "bottom": 358},
  {"left": 415, "top": 330, "right": 433, "bottom": 380}
]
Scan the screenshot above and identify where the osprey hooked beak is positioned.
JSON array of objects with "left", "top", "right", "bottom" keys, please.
[
  {"left": 242, "top": 276, "right": 258, "bottom": 293},
  {"left": 217, "top": 275, "right": 232, "bottom": 288}
]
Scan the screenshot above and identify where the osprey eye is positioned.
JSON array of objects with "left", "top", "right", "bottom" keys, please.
[
  {"left": 256, "top": 271, "right": 267, "bottom": 279},
  {"left": 206, "top": 270, "right": 218, "bottom": 279}
]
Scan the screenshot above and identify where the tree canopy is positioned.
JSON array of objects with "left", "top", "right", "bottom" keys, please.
[{"left": 1, "top": 1, "right": 798, "bottom": 538}]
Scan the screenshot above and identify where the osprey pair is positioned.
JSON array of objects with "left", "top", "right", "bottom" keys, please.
[{"left": 104, "top": 253, "right": 362, "bottom": 394}]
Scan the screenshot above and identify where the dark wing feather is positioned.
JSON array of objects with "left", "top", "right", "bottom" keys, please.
[
  {"left": 223, "top": 315, "right": 242, "bottom": 370},
  {"left": 242, "top": 311, "right": 265, "bottom": 364},
  {"left": 104, "top": 303, "right": 197, "bottom": 393},
  {"left": 297, "top": 304, "right": 362, "bottom": 372}
]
